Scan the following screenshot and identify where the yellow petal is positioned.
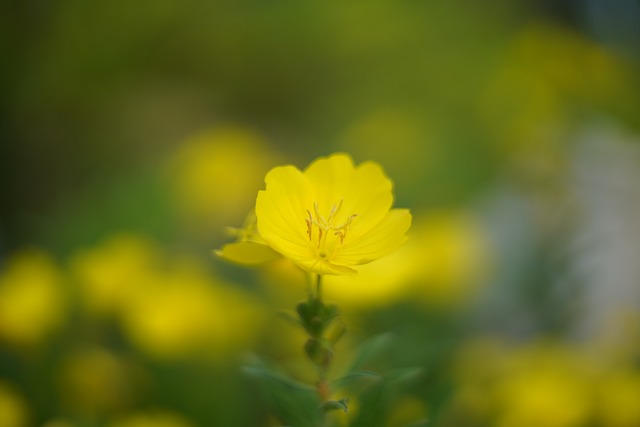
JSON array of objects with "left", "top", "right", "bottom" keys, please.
[
  {"left": 294, "top": 258, "right": 357, "bottom": 275},
  {"left": 304, "top": 153, "right": 355, "bottom": 218},
  {"left": 214, "top": 242, "right": 281, "bottom": 265},
  {"left": 339, "top": 160, "right": 394, "bottom": 240},
  {"left": 256, "top": 165, "right": 314, "bottom": 261},
  {"left": 333, "top": 209, "right": 412, "bottom": 266},
  {"left": 304, "top": 154, "right": 393, "bottom": 240}
]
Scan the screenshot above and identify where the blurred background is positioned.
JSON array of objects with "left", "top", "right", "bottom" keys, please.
[{"left": 1, "top": 0, "right": 640, "bottom": 426}]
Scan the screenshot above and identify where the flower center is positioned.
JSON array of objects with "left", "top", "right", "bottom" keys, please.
[{"left": 305, "top": 200, "right": 357, "bottom": 258}]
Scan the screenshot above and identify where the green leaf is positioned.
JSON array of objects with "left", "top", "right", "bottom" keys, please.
[
  {"left": 327, "top": 321, "right": 347, "bottom": 344},
  {"left": 386, "top": 367, "right": 424, "bottom": 388},
  {"left": 331, "top": 370, "right": 381, "bottom": 392},
  {"left": 243, "top": 366, "right": 315, "bottom": 392},
  {"left": 346, "top": 333, "right": 394, "bottom": 373},
  {"left": 243, "top": 359, "right": 320, "bottom": 427},
  {"left": 318, "top": 398, "right": 349, "bottom": 414},
  {"left": 277, "top": 309, "right": 303, "bottom": 327},
  {"left": 347, "top": 367, "right": 424, "bottom": 427},
  {"left": 321, "top": 303, "right": 340, "bottom": 323}
]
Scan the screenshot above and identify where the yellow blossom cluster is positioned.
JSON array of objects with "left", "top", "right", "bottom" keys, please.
[{"left": 442, "top": 337, "right": 640, "bottom": 427}]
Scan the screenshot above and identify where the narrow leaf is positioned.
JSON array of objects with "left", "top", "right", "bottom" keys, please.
[
  {"left": 318, "top": 398, "right": 349, "bottom": 414},
  {"left": 243, "top": 366, "right": 315, "bottom": 392},
  {"left": 277, "top": 309, "right": 303, "bottom": 327},
  {"left": 332, "top": 370, "right": 381, "bottom": 391},
  {"left": 346, "top": 333, "right": 394, "bottom": 372}
]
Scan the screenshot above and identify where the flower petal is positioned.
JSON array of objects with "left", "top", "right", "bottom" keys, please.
[
  {"left": 304, "top": 153, "right": 355, "bottom": 217},
  {"left": 256, "top": 165, "right": 315, "bottom": 261},
  {"left": 215, "top": 242, "right": 281, "bottom": 265},
  {"left": 295, "top": 258, "right": 357, "bottom": 275},
  {"left": 304, "top": 154, "right": 393, "bottom": 240},
  {"left": 339, "top": 161, "right": 394, "bottom": 240},
  {"left": 333, "top": 209, "right": 412, "bottom": 266}
]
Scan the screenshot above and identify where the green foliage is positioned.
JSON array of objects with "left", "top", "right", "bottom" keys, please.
[{"left": 244, "top": 357, "right": 321, "bottom": 427}]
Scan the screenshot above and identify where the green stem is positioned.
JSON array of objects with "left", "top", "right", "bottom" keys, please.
[{"left": 315, "top": 274, "right": 323, "bottom": 302}]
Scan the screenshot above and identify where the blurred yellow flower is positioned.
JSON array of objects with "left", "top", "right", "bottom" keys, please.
[
  {"left": 108, "top": 411, "right": 193, "bottom": 427},
  {"left": 119, "top": 258, "right": 266, "bottom": 360},
  {"left": 450, "top": 339, "right": 594, "bottom": 427},
  {"left": 323, "top": 246, "right": 412, "bottom": 310},
  {"left": 340, "top": 109, "right": 436, "bottom": 188},
  {"left": 57, "top": 347, "right": 140, "bottom": 416},
  {"left": 406, "top": 211, "right": 490, "bottom": 306},
  {"left": 255, "top": 153, "right": 411, "bottom": 275},
  {"left": 0, "top": 382, "right": 29, "bottom": 427},
  {"left": 170, "top": 126, "right": 279, "bottom": 231},
  {"left": 597, "top": 369, "right": 640, "bottom": 427},
  {"left": 322, "top": 211, "right": 489, "bottom": 310},
  {"left": 0, "top": 250, "right": 66, "bottom": 346},
  {"left": 70, "top": 234, "right": 160, "bottom": 316},
  {"left": 495, "top": 366, "right": 591, "bottom": 427}
]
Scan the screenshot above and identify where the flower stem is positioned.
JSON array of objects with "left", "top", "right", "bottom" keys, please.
[
  {"left": 315, "top": 274, "right": 323, "bottom": 302},
  {"left": 299, "top": 274, "right": 346, "bottom": 424}
]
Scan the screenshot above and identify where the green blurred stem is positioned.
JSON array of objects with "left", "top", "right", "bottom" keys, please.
[
  {"left": 311, "top": 274, "right": 331, "bottom": 406},
  {"left": 315, "top": 274, "right": 323, "bottom": 301}
]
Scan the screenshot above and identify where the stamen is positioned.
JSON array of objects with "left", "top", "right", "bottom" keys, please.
[
  {"left": 305, "top": 210, "right": 313, "bottom": 241},
  {"left": 313, "top": 202, "right": 325, "bottom": 225},
  {"left": 327, "top": 199, "right": 343, "bottom": 223},
  {"left": 341, "top": 214, "right": 357, "bottom": 242},
  {"left": 304, "top": 201, "right": 357, "bottom": 251}
]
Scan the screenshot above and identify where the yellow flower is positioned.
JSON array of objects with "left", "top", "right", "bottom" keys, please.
[
  {"left": 108, "top": 411, "right": 194, "bottom": 427},
  {"left": 255, "top": 153, "right": 411, "bottom": 275},
  {"left": 0, "top": 381, "right": 29, "bottom": 427},
  {"left": 0, "top": 250, "right": 66, "bottom": 346}
]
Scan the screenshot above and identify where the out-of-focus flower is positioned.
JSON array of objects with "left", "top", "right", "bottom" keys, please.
[
  {"left": 0, "top": 250, "right": 66, "bottom": 346},
  {"left": 0, "top": 382, "right": 29, "bottom": 427},
  {"left": 72, "top": 234, "right": 265, "bottom": 361},
  {"left": 119, "top": 257, "right": 266, "bottom": 360},
  {"left": 70, "top": 234, "right": 160, "bottom": 316},
  {"left": 253, "top": 153, "right": 411, "bottom": 275},
  {"left": 597, "top": 369, "right": 640, "bottom": 427},
  {"left": 480, "top": 23, "right": 633, "bottom": 154},
  {"left": 448, "top": 339, "right": 594, "bottom": 427},
  {"left": 268, "top": 210, "right": 487, "bottom": 311},
  {"left": 510, "top": 24, "right": 631, "bottom": 106},
  {"left": 493, "top": 346, "right": 593, "bottom": 427},
  {"left": 322, "top": 246, "right": 413, "bottom": 310},
  {"left": 404, "top": 211, "right": 490, "bottom": 306},
  {"left": 57, "top": 347, "right": 141, "bottom": 417},
  {"left": 108, "top": 411, "right": 194, "bottom": 427},
  {"left": 170, "top": 126, "right": 279, "bottom": 232},
  {"left": 340, "top": 109, "right": 436, "bottom": 188}
]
